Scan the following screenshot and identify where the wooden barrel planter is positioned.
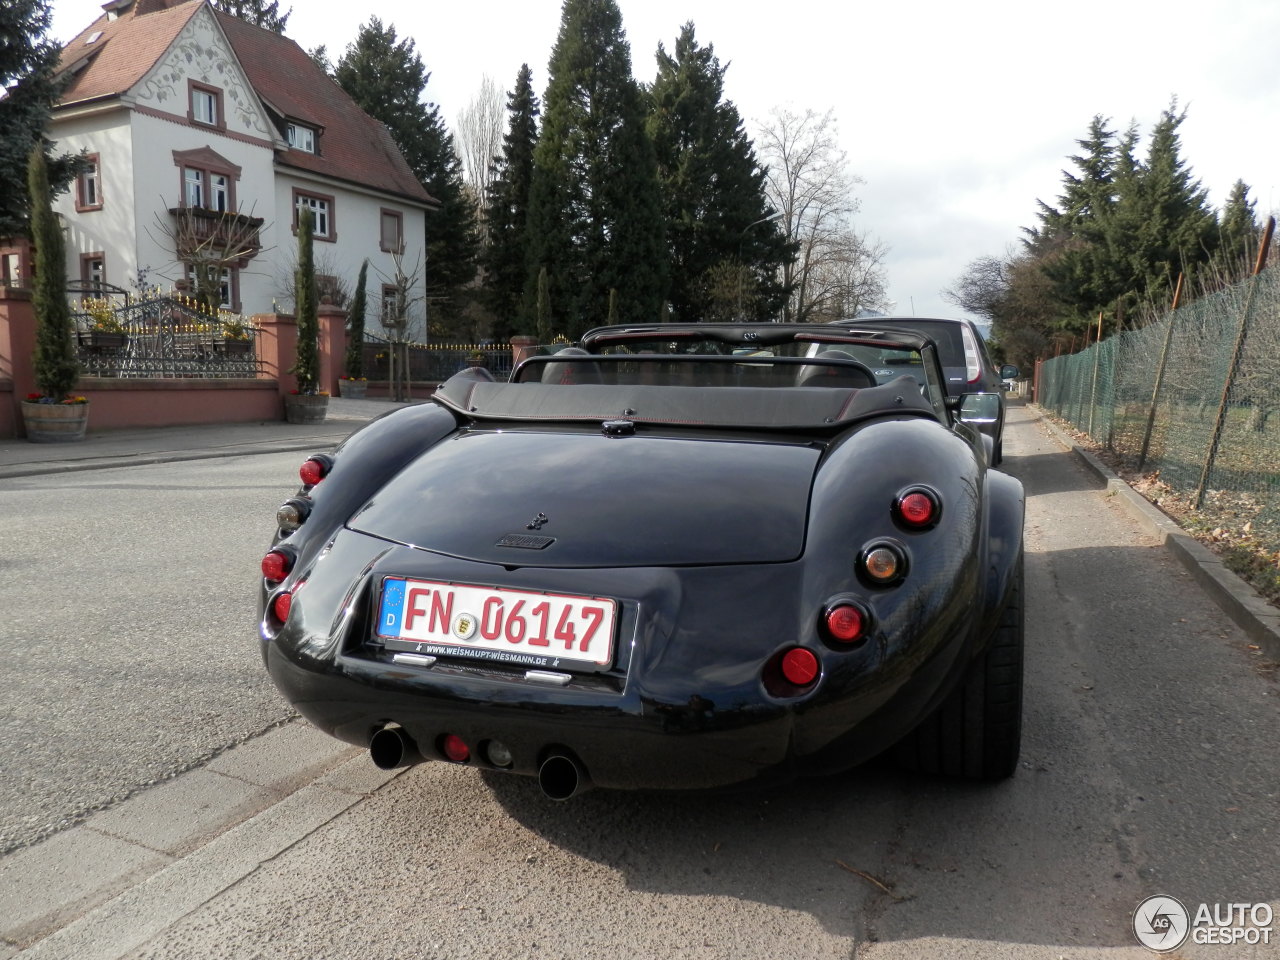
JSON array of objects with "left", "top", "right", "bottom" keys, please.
[
  {"left": 22, "top": 400, "right": 90, "bottom": 442},
  {"left": 284, "top": 393, "right": 328, "bottom": 424}
]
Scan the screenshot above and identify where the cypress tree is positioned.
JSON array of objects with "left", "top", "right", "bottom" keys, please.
[
  {"left": 336, "top": 19, "right": 478, "bottom": 335},
  {"left": 535, "top": 266, "right": 552, "bottom": 342},
  {"left": 647, "top": 23, "right": 790, "bottom": 322},
  {"left": 344, "top": 260, "right": 368, "bottom": 379},
  {"left": 292, "top": 209, "right": 319, "bottom": 393},
  {"left": 27, "top": 147, "right": 80, "bottom": 400},
  {"left": 524, "top": 0, "right": 666, "bottom": 338},
  {"left": 482, "top": 64, "right": 540, "bottom": 340}
]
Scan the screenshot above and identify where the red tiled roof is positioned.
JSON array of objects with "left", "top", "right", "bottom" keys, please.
[
  {"left": 56, "top": 0, "right": 433, "bottom": 207},
  {"left": 212, "top": 10, "right": 433, "bottom": 206},
  {"left": 58, "top": 0, "right": 202, "bottom": 105}
]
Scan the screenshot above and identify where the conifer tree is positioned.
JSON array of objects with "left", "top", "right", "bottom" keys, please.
[
  {"left": 27, "top": 147, "right": 79, "bottom": 400},
  {"left": 482, "top": 65, "right": 540, "bottom": 340},
  {"left": 1, "top": 0, "right": 78, "bottom": 236},
  {"left": 292, "top": 209, "right": 319, "bottom": 394},
  {"left": 336, "top": 19, "right": 477, "bottom": 334},
  {"left": 344, "top": 260, "right": 368, "bottom": 379},
  {"left": 524, "top": 0, "right": 666, "bottom": 338},
  {"left": 647, "top": 23, "right": 790, "bottom": 322},
  {"left": 210, "top": 0, "right": 290, "bottom": 33},
  {"left": 1126, "top": 100, "right": 1218, "bottom": 300},
  {"left": 1216, "top": 179, "right": 1258, "bottom": 277}
]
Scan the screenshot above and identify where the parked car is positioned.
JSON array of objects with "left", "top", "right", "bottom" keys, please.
[
  {"left": 258, "top": 323, "right": 1025, "bottom": 799},
  {"left": 830, "top": 317, "right": 1019, "bottom": 463}
]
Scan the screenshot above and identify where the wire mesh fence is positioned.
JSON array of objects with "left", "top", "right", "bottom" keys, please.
[{"left": 1038, "top": 267, "right": 1280, "bottom": 599}]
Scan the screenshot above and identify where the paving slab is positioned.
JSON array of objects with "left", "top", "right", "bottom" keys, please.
[
  {"left": 16, "top": 785, "right": 361, "bottom": 960},
  {"left": 86, "top": 770, "right": 280, "bottom": 857},
  {"left": 0, "top": 828, "right": 169, "bottom": 947},
  {"left": 205, "top": 721, "right": 357, "bottom": 793}
]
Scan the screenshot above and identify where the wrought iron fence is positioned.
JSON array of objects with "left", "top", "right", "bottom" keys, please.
[
  {"left": 1038, "top": 264, "right": 1280, "bottom": 595},
  {"left": 69, "top": 295, "right": 261, "bottom": 379},
  {"left": 362, "top": 337, "right": 514, "bottom": 383}
]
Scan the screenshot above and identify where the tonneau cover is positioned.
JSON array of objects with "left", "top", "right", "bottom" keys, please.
[{"left": 432, "top": 377, "right": 937, "bottom": 430}]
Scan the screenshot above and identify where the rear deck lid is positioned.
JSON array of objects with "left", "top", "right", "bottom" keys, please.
[{"left": 347, "top": 429, "right": 819, "bottom": 567}]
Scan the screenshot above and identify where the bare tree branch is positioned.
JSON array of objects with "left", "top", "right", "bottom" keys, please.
[{"left": 756, "top": 106, "right": 887, "bottom": 321}]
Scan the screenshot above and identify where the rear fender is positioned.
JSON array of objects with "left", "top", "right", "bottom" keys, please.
[
  {"left": 270, "top": 402, "right": 460, "bottom": 580},
  {"left": 980, "top": 469, "right": 1025, "bottom": 646}
]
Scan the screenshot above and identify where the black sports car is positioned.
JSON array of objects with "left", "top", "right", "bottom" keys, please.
[{"left": 259, "top": 323, "right": 1025, "bottom": 799}]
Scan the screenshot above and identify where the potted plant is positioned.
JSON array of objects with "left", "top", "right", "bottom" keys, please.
[
  {"left": 78, "top": 298, "right": 129, "bottom": 351},
  {"left": 285, "top": 208, "right": 327, "bottom": 423},
  {"left": 218, "top": 316, "right": 253, "bottom": 356},
  {"left": 22, "top": 148, "right": 89, "bottom": 442},
  {"left": 339, "top": 260, "right": 369, "bottom": 398}
]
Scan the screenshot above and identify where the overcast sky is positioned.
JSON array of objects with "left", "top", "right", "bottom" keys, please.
[{"left": 51, "top": 0, "right": 1280, "bottom": 324}]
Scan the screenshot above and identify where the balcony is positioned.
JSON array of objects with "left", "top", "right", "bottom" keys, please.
[{"left": 167, "top": 207, "right": 264, "bottom": 267}]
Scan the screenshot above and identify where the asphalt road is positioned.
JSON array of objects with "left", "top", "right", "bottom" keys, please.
[
  {"left": 0, "top": 453, "right": 302, "bottom": 853},
  {"left": 3, "top": 404, "right": 1278, "bottom": 958}
]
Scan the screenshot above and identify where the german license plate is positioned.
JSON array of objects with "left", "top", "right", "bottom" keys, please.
[{"left": 376, "top": 578, "right": 616, "bottom": 671}]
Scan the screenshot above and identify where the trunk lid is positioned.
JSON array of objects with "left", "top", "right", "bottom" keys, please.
[{"left": 347, "top": 429, "right": 818, "bottom": 567}]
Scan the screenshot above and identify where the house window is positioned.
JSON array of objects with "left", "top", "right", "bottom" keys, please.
[
  {"left": 190, "top": 85, "right": 218, "bottom": 126},
  {"left": 293, "top": 189, "right": 335, "bottom": 241},
  {"left": 316, "top": 274, "right": 343, "bottom": 306},
  {"left": 381, "top": 284, "right": 401, "bottom": 323},
  {"left": 81, "top": 253, "right": 106, "bottom": 295},
  {"left": 210, "top": 173, "right": 230, "bottom": 213},
  {"left": 286, "top": 123, "right": 316, "bottom": 153},
  {"left": 184, "top": 167, "right": 205, "bottom": 207},
  {"left": 379, "top": 209, "right": 403, "bottom": 253},
  {"left": 181, "top": 166, "right": 236, "bottom": 212},
  {"left": 76, "top": 155, "right": 102, "bottom": 211},
  {"left": 186, "top": 265, "right": 237, "bottom": 311}
]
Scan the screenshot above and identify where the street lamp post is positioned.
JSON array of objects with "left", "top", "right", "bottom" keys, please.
[{"left": 737, "top": 210, "right": 784, "bottom": 321}]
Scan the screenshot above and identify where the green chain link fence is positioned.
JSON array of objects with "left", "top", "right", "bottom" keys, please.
[{"left": 1038, "top": 266, "right": 1280, "bottom": 596}]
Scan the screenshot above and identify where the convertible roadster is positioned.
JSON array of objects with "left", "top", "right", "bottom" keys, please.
[{"left": 259, "top": 323, "right": 1024, "bottom": 799}]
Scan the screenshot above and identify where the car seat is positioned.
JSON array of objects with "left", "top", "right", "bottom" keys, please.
[{"left": 796, "top": 349, "right": 876, "bottom": 389}]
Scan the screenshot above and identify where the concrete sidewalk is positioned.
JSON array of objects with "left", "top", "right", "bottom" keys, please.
[{"left": 0, "top": 397, "right": 413, "bottom": 480}]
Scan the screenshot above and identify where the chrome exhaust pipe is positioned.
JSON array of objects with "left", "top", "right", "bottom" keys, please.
[
  {"left": 368, "top": 726, "right": 422, "bottom": 770},
  {"left": 537, "top": 751, "right": 591, "bottom": 801}
]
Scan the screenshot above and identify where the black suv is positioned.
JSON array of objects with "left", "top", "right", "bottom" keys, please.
[{"left": 832, "top": 317, "right": 1019, "bottom": 463}]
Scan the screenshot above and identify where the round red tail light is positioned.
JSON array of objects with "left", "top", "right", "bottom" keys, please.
[
  {"left": 441, "top": 734, "right": 471, "bottom": 763},
  {"left": 272, "top": 591, "right": 292, "bottom": 622},
  {"left": 824, "top": 604, "right": 865, "bottom": 643},
  {"left": 261, "top": 549, "right": 293, "bottom": 581},
  {"left": 780, "top": 647, "right": 820, "bottom": 687},
  {"left": 895, "top": 488, "right": 940, "bottom": 528},
  {"left": 299, "top": 456, "right": 331, "bottom": 486}
]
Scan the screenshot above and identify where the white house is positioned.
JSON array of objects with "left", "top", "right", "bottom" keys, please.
[{"left": 50, "top": 0, "right": 433, "bottom": 333}]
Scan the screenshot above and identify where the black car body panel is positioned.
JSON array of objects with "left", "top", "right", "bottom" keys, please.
[{"left": 259, "top": 323, "right": 1024, "bottom": 793}]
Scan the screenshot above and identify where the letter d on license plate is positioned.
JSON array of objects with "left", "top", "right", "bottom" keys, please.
[{"left": 377, "top": 578, "right": 616, "bottom": 671}]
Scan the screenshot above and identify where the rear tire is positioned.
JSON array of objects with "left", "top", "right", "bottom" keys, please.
[{"left": 895, "top": 555, "right": 1023, "bottom": 780}]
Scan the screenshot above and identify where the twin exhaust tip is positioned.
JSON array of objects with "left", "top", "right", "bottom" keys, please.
[{"left": 368, "top": 726, "right": 590, "bottom": 801}]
